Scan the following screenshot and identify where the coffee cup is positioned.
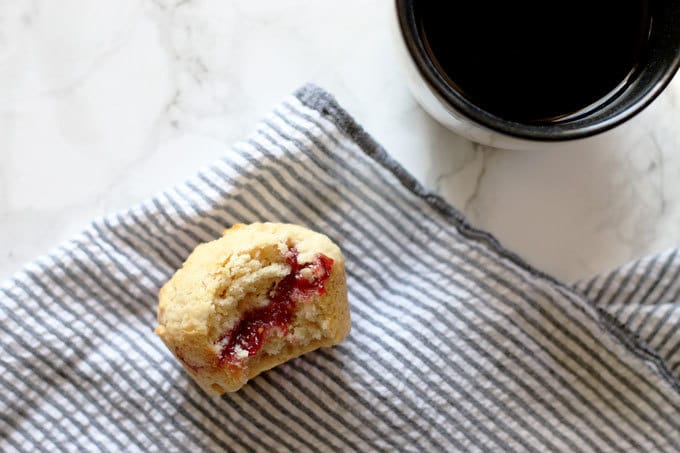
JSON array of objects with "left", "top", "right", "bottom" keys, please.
[{"left": 394, "top": 0, "right": 680, "bottom": 150}]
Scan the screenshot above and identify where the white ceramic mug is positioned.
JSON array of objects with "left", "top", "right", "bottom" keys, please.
[{"left": 393, "top": 0, "right": 680, "bottom": 150}]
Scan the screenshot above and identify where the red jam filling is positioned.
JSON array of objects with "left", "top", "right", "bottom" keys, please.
[{"left": 217, "top": 247, "right": 333, "bottom": 365}]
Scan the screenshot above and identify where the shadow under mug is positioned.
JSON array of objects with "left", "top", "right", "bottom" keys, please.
[{"left": 394, "top": 0, "right": 680, "bottom": 150}]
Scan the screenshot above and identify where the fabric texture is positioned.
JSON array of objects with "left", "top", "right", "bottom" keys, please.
[{"left": 2, "top": 84, "right": 680, "bottom": 452}]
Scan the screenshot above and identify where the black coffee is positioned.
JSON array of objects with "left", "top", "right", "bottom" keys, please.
[{"left": 416, "top": 1, "right": 652, "bottom": 123}]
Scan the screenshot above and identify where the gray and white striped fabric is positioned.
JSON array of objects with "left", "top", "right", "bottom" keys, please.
[{"left": 2, "top": 84, "right": 680, "bottom": 452}]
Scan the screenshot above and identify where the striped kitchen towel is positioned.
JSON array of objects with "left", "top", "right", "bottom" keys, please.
[{"left": 2, "top": 84, "right": 680, "bottom": 452}]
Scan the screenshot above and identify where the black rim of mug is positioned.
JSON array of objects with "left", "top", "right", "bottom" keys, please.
[{"left": 396, "top": 0, "right": 680, "bottom": 141}]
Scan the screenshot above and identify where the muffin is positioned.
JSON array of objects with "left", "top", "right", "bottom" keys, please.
[{"left": 155, "top": 222, "right": 350, "bottom": 395}]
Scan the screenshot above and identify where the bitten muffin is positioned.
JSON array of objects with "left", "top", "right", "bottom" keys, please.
[{"left": 155, "top": 222, "right": 350, "bottom": 395}]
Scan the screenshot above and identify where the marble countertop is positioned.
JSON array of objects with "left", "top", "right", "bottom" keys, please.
[{"left": 1, "top": 0, "right": 679, "bottom": 283}]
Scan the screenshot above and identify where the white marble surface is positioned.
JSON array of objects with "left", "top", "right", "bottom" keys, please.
[{"left": 1, "top": 0, "right": 679, "bottom": 283}]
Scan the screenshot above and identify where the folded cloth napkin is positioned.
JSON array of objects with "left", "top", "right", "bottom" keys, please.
[{"left": 2, "top": 84, "right": 680, "bottom": 452}]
